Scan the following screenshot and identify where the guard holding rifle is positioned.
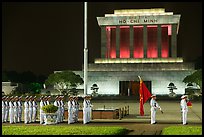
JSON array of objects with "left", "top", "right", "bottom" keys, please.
[{"left": 150, "top": 94, "right": 163, "bottom": 124}]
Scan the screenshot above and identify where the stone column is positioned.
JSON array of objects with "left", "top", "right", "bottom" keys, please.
[
  {"left": 143, "top": 25, "right": 147, "bottom": 58},
  {"left": 171, "top": 24, "right": 177, "bottom": 57},
  {"left": 157, "top": 25, "right": 162, "bottom": 58},
  {"left": 101, "top": 26, "right": 106, "bottom": 58},
  {"left": 116, "top": 26, "right": 120, "bottom": 58},
  {"left": 129, "top": 26, "right": 134, "bottom": 58}
]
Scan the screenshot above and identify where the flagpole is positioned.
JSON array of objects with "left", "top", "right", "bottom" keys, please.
[
  {"left": 138, "top": 75, "right": 141, "bottom": 81},
  {"left": 84, "top": 2, "right": 88, "bottom": 95}
]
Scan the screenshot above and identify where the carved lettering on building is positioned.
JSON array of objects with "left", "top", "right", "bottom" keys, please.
[{"left": 118, "top": 16, "right": 158, "bottom": 24}]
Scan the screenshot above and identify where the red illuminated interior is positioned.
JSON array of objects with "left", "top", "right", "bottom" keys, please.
[
  {"left": 105, "top": 25, "right": 170, "bottom": 59},
  {"left": 106, "top": 26, "right": 116, "bottom": 58},
  {"left": 161, "top": 26, "right": 169, "bottom": 57},
  {"left": 133, "top": 26, "right": 143, "bottom": 58},
  {"left": 120, "top": 26, "right": 130, "bottom": 58},
  {"left": 147, "top": 25, "right": 157, "bottom": 58}
]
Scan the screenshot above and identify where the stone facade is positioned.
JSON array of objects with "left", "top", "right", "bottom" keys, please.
[{"left": 74, "top": 69, "right": 195, "bottom": 95}]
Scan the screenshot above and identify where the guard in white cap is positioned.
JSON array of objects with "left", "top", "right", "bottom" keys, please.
[
  {"left": 40, "top": 96, "right": 45, "bottom": 124},
  {"left": 60, "top": 96, "right": 65, "bottom": 122},
  {"left": 17, "top": 96, "right": 23, "bottom": 123},
  {"left": 44, "top": 96, "right": 48, "bottom": 105},
  {"left": 24, "top": 96, "right": 29, "bottom": 124},
  {"left": 2, "top": 96, "right": 6, "bottom": 123},
  {"left": 73, "top": 96, "right": 79, "bottom": 123},
  {"left": 150, "top": 94, "right": 163, "bottom": 124},
  {"left": 32, "top": 96, "right": 38, "bottom": 123},
  {"left": 9, "top": 96, "right": 14, "bottom": 124},
  {"left": 83, "top": 95, "right": 90, "bottom": 124},
  {"left": 180, "top": 95, "right": 188, "bottom": 125},
  {"left": 4, "top": 96, "right": 9, "bottom": 123},
  {"left": 67, "top": 96, "right": 74, "bottom": 124},
  {"left": 87, "top": 95, "right": 93, "bottom": 123},
  {"left": 54, "top": 96, "right": 61, "bottom": 123},
  {"left": 13, "top": 96, "right": 19, "bottom": 123},
  {"left": 47, "top": 96, "right": 51, "bottom": 105},
  {"left": 28, "top": 96, "right": 33, "bottom": 123}
]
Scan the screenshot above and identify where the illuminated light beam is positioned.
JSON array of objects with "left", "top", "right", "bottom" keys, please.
[{"left": 94, "top": 58, "right": 183, "bottom": 64}]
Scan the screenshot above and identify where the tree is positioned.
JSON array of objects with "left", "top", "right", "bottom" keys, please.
[
  {"left": 183, "top": 69, "right": 202, "bottom": 92},
  {"left": 29, "top": 82, "right": 43, "bottom": 94},
  {"left": 45, "top": 70, "right": 83, "bottom": 95}
]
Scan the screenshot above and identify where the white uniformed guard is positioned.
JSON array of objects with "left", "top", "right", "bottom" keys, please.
[
  {"left": 2, "top": 96, "right": 6, "bottom": 123},
  {"left": 9, "top": 96, "right": 14, "bottom": 124},
  {"left": 13, "top": 96, "right": 19, "bottom": 123},
  {"left": 46, "top": 96, "right": 51, "bottom": 105},
  {"left": 54, "top": 96, "right": 60, "bottom": 123},
  {"left": 73, "top": 96, "right": 79, "bottom": 123},
  {"left": 28, "top": 96, "right": 33, "bottom": 123},
  {"left": 40, "top": 96, "right": 45, "bottom": 124},
  {"left": 4, "top": 96, "right": 9, "bottom": 122},
  {"left": 32, "top": 96, "right": 38, "bottom": 122},
  {"left": 44, "top": 96, "right": 48, "bottom": 106},
  {"left": 150, "top": 94, "right": 162, "bottom": 124},
  {"left": 17, "top": 96, "right": 23, "bottom": 122},
  {"left": 87, "top": 95, "right": 93, "bottom": 123},
  {"left": 24, "top": 96, "right": 29, "bottom": 124},
  {"left": 60, "top": 96, "right": 65, "bottom": 122},
  {"left": 83, "top": 95, "right": 90, "bottom": 124},
  {"left": 180, "top": 95, "right": 188, "bottom": 125},
  {"left": 68, "top": 96, "right": 74, "bottom": 124}
]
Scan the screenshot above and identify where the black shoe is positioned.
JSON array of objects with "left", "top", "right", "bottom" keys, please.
[{"left": 183, "top": 123, "right": 188, "bottom": 125}]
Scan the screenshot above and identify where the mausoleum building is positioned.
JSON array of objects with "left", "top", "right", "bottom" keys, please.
[{"left": 57, "top": 8, "right": 195, "bottom": 97}]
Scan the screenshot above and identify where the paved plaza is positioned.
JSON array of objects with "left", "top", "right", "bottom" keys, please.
[{"left": 2, "top": 99, "right": 202, "bottom": 135}]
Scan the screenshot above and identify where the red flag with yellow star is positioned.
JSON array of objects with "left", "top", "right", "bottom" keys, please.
[{"left": 139, "top": 77, "right": 152, "bottom": 116}]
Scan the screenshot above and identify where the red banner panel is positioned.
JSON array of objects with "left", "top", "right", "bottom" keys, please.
[
  {"left": 133, "top": 26, "right": 143, "bottom": 58},
  {"left": 120, "top": 26, "right": 130, "bottom": 58},
  {"left": 161, "top": 25, "right": 169, "bottom": 58},
  {"left": 106, "top": 26, "right": 116, "bottom": 58},
  {"left": 147, "top": 26, "right": 158, "bottom": 58}
]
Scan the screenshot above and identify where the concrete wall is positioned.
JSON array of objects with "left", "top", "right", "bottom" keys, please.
[
  {"left": 74, "top": 70, "right": 195, "bottom": 95},
  {"left": 2, "top": 82, "right": 18, "bottom": 95}
]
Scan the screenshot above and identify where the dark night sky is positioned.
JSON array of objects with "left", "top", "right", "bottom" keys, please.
[{"left": 2, "top": 2, "right": 202, "bottom": 76}]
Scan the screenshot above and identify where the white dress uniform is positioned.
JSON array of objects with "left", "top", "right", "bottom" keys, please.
[
  {"left": 67, "top": 100, "right": 74, "bottom": 124},
  {"left": 60, "top": 100, "right": 64, "bottom": 122},
  {"left": 24, "top": 101, "right": 29, "bottom": 124},
  {"left": 2, "top": 100, "right": 6, "bottom": 123},
  {"left": 46, "top": 100, "right": 50, "bottom": 105},
  {"left": 40, "top": 100, "right": 45, "bottom": 124},
  {"left": 180, "top": 98, "right": 188, "bottom": 125},
  {"left": 4, "top": 100, "right": 9, "bottom": 122},
  {"left": 32, "top": 100, "right": 38, "bottom": 122},
  {"left": 83, "top": 98, "right": 89, "bottom": 124},
  {"left": 17, "top": 100, "right": 22, "bottom": 122},
  {"left": 87, "top": 99, "right": 93, "bottom": 122},
  {"left": 150, "top": 98, "right": 161, "bottom": 124},
  {"left": 71, "top": 100, "right": 76, "bottom": 122},
  {"left": 9, "top": 101, "right": 14, "bottom": 124},
  {"left": 28, "top": 101, "right": 33, "bottom": 123},
  {"left": 73, "top": 100, "right": 79, "bottom": 122},
  {"left": 13, "top": 101, "right": 18, "bottom": 123},
  {"left": 54, "top": 100, "right": 60, "bottom": 123}
]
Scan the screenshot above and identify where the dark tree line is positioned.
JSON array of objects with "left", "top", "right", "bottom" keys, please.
[
  {"left": 2, "top": 71, "right": 47, "bottom": 95},
  {"left": 2, "top": 71, "right": 47, "bottom": 84}
]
